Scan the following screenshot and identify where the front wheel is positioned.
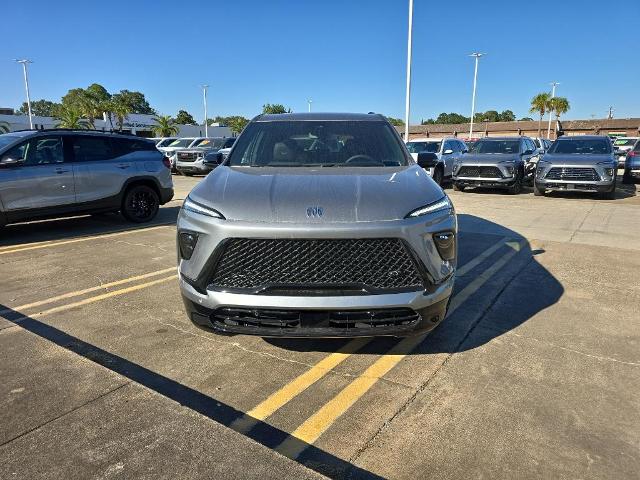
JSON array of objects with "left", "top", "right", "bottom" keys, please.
[
  {"left": 432, "top": 166, "right": 444, "bottom": 186},
  {"left": 121, "top": 185, "right": 159, "bottom": 223},
  {"left": 599, "top": 180, "right": 616, "bottom": 200},
  {"left": 506, "top": 171, "right": 523, "bottom": 195},
  {"left": 452, "top": 182, "right": 465, "bottom": 192},
  {"left": 622, "top": 171, "right": 634, "bottom": 184},
  {"left": 533, "top": 183, "right": 545, "bottom": 196}
]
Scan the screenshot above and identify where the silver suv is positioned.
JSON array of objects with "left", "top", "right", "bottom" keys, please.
[
  {"left": 452, "top": 136, "right": 537, "bottom": 194},
  {"left": 534, "top": 135, "right": 617, "bottom": 199},
  {"left": 177, "top": 113, "right": 457, "bottom": 338},
  {"left": 405, "top": 137, "right": 468, "bottom": 186},
  {"left": 0, "top": 130, "right": 174, "bottom": 227},
  {"left": 175, "top": 137, "right": 236, "bottom": 176}
]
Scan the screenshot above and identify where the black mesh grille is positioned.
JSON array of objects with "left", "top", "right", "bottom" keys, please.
[
  {"left": 457, "top": 166, "right": 503, "bottom": 178},
  {"left": 545, "top": 167, "right": 600, "bottom": 181},
  {"left": 209, "top": 238, "right": 424, "bottom": 293},
  {"left": 177, "top": 152, "right": 197, "bottom": 162}
]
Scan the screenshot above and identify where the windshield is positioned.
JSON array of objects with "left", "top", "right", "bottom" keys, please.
[
  {"left": 614, "top": 138, "right": 637, "bottom": 146},
  {"left": 471, "top": 140, "right": 520, "bottom": 154},
  {"left": 227, "top": 121, "right": 408, "bottom": 167},
  {"left": 406, "top": 141, "right": 441, "bottom": 154},
  {"left": 0, "top": 132, "right": 31, "bottom": 150},
  {"left": 548, "top": 139, "right": 612, "bottom": 154},
  {"left": 156, "top": 138, "right": 175, "bottom": 147},
  {"left": 168, "top": 138, "right": 194, "bottom": 148},
  {"left": 196, "top": 138, "right": 226, "bottom": 149}
]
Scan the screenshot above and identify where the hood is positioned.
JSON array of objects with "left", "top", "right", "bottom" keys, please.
[
  {"left": 461, "top": 153, "right": 520, "bottom": 164},
  {"left": 542, "top": 153, "right": 615, "bottom": 165},
  {"left": 188, "top": 165, "right": 444, "bottom": 223}
]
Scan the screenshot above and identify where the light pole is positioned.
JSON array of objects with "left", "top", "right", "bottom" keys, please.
[
  {"left": 15, "top": 59, "right": 34, "bottom": 129},
  {"left": 202, "top": 84, "right": 209, "bottom": 137},
  {"left": 403, "top": 0, "right": 414, "bottom": 141},
  {"left": 468, "top": 53, "right": 484, "bottom": 139},
  {"left": 307, "top": 99, "right": 312, "bottom": 113},
  {"left": 547, "top": 82, "right": 559, "bottom": 139}
]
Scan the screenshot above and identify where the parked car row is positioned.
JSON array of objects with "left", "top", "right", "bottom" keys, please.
[{"left": 151, "top": 136, "right": 236, "bottom": 176}]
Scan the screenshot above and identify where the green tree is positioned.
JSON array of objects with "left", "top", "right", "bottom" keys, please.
[
  {"left": 435, "top": 112, "right": 470, "bottom": 124},
  {"left": 262, "top": 103, "right": 291, "bottom": 114},
  {"left": 19, "top": 99, "right": 61, "bottom": 117},
  {"left": 549, "top": 97, "right": 570, "bottom": 122},
  {"left": 214, "top": 115, "right": 250, "bottom": 134},
  {"left": 175, "top": 110, "right": 197, "bottom": 125},
  {"left": 519, "top": 117, "right": 534, "bottom": 121},
  {"left": 385, "top": 116, "right": 405, "bottom": 126},
  {"left": 152, "top": 115, "right": 179, "bottom": 137},
  {"left": 498, "top": 110, "right": 516, "bottom": 122},
  {"left": 530, "top": 92, "right": 551, "bottom": 137},
  {"left": 105, "top": 98, "right": 131, "bottom": 131},
  {"left": 111, "top": 90, "right": 155, "bottom": 115},
  {"left": 54, "top": 105, "right": 89, "bottom": 129}
]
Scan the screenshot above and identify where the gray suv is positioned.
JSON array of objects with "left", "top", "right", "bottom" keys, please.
[
  {"left": 177, "top": 113, "right": 457, "bottom": 337},
  {"left": 0, "top": 130, "right": 174, "bottom": 227},
  {"left": 175, "top": 137, "right": 236, "bottom": 176},
  {"left": 534, "top": 135, "right": 617, "bottom": 199},
  {"left": 452, "top": 136, "right": 537, "bottom": 194}
]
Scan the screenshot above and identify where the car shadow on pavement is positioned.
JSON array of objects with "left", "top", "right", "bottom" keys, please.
[
  {"left": 265, "top": 214, "right": 565, "bottom": 357},
  {"left": 0, "top": 206, "right": 180, "bottom": 247},
  {"left": 0, "top": 307, "right": 384, "bottom": 480}
]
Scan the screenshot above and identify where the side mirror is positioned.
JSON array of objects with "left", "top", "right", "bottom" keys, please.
[
  {"left": 443, "top": 149, "right": 454, "bottom": 155},
  {"left": 0, "top": 157, "right": 21, "bottom": 167},
  {"left": 416, "top": 152, "right": 439, "bottom": 169},
  {"left": 203, "top": 152, "right": 223, "bottom": 167},
  {"left": 523, "top": 149, "right": 534, "bottom": 155}
]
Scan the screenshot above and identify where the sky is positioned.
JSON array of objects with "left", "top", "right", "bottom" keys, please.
[{"left": 4, "top": 0, "right": 640, "bottom": 124}]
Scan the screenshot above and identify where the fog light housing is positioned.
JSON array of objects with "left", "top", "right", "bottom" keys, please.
[
  {"left": 179, "top": 231, "right": 199, "bottom": 260},
  {"left": 433, "top": 231, "right": 456, "bottom": 261},
  {"left": 504, "top": 165, "right": 514, "bottom": 176},
  {"left": 604, "top": 168, "right": 614, "bottom": 177}
]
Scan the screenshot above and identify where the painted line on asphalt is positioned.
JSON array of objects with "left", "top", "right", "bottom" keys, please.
[
  {"left": 0, "top": 224, "right": 174, "bottom": 255},
  {"left": 7, "top": 275, "right": 177, "bottom": 323},
  {"left": 275, "top": 239, "right": 525, "bottom": 459},
  {"left": 234, "top": 236, "right": 517, "bottom": 435},
  {"left": 0, "top": 267, "right": 177, "bottom": 317}
]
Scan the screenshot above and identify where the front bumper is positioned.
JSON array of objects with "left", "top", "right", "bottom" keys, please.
[
  {"left": 535, "top": 163, "right": 616, "bottom": 193},
  {"left": 176, "top": 209, "right": 456, "bottom": 337},
  {"left": 452, "top": 163, "right": 517, "bottom": 189},
  {"left": 176, "top": 158, "right": 213, "bottom": 174}
]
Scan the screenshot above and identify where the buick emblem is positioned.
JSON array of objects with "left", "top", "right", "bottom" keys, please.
[{"left": 306, "top": 206, "right": 324, "bottom": 218}]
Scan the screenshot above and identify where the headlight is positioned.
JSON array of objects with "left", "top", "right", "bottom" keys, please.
[
  {"left": 405, "top": 196, "right": 453, "bottom": 218},
  {"left": 182, "top": 196, "right": 225, "bottom": 219},
  {"left": 597, "top": 161, "right": 616, "bottom": 178}
]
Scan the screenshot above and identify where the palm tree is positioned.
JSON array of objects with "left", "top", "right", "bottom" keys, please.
[
  {"left": 549, "top": 97, "right": 570, "bottom": 122},
  {"left": 152, "top": 115, "right": 179, "bottom": 137},
  {"left": 55, "top": 106, "right": 89, "bottom": 129},
  {"left": 529, "top": 93, "right": 550, "bottom": 137},
  {"left": 111, "top": 100, "right": 131, "bottom": 132}
]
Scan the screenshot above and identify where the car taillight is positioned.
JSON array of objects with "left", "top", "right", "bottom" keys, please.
[
  {"left": 162, "top": 156, "right": 171, "bottom": 168},
  {"left": 629, "top": 151, "right": 637, "bottom": 158}
]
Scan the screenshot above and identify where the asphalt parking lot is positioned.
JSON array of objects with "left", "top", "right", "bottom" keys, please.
[{"left": 1, "top": 174, "right": 639, "bottom": 479}]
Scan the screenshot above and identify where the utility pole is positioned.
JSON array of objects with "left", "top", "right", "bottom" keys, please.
[
  {"left": 15, "top": 59, "right": 34, "bottom": 129},
  {"left": 468, "top": 53, "right": 484, "bottom": 139},
  {"left": 403, "top": 0, "right": 414, "bottom": 141},
  {"left": 307, "top": 99, "right": 312, "bottom": 113},
  {"left": 547, "top": 82, "right": 559, "bottom": 139},
  {"left": 608, "top": 106, "right": 613, "bottom": 119},
  {"left": 202, "top": 85, "right": 209, "bottom": 137}
]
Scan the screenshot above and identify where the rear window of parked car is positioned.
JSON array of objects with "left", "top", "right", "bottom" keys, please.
[
  {"left": 614, "top": 138, "right": 637, "bottom": 146},
  {"left": 548, "top": 139, "right": 612, "bottom": 155}
]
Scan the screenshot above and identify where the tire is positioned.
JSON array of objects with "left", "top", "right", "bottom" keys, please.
[
  {"left": 599, "top": 180, "right": 616, "bottom": 200},
  {"left": 533, "top": 182, "right": 545, "bottom": 196},
  {"left": 506, "top": 170, "right": 523, "bottom": 195},
  {"left": 622, "top": 171, "right": 633, "bottom": 184},
  {"left": 453, "top": 182, "right": 465, "bottom": 192},
  {"left": 432, "top": 166, "right": 444, "bottom": 186},
  {"left": 121, "top": 184, "right": 160, "bottom": 223}
]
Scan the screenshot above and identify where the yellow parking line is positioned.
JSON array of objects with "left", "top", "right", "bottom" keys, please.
[
  {"left": 8, "top": 275, "right": 177, "bottom": 323},
  {"left": 230, "top": 337, "right": 371, "bottom": 433},
  {"left": 0, "top": 224, "right": 174, "bottom": 255},
  {"left": 0, "top": 267, "right": 177, "bottom": 317},
  {"left": 275, "top": 240, "right": 525, "bottom": 458},
  {"left": 236, "top": 238, "right": 518, "bottom": 432}
]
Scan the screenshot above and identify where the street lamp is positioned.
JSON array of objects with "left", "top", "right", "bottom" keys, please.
[
  {"left": 307, "top": 99, "right": 312, "bottom": 113},
  {"left": 547, "top": 82, "right": 559, "bottom": 139},
  {"left": 15, "top": 59, "right": 34, "bottom": 129},
  {"left": 202, "top": 84, "right": 209, "bottom": 137},
  {"left": 468, "top": 52, "right": 485, "bottom": 139},
  {"left": 403, "top": 0, "right": 414, "bottom": 141}
]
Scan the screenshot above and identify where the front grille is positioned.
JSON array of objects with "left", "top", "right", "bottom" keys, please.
[
  {"left": 209, "top": 238, "right": 424, "bottom": 293},
  {"left": 212, "top": 307, "right": 421, "bottom": 330},
  {"left": 177, "top": 152, "right": 197, "bottom": 162},
  {"left": 545, "top": 167, "right": 600, "bottom": 181},
  {"left": 457, "top": 166, "right": 503, "bottom": 178}
]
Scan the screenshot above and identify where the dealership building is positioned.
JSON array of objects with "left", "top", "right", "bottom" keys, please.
[{"left": 0, "top": 112, "right": 232, "bottom": 137}]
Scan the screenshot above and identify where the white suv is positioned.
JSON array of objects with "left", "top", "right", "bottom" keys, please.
[{"left": 405, "top": 137, "right": 468, "bottom": 185}]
